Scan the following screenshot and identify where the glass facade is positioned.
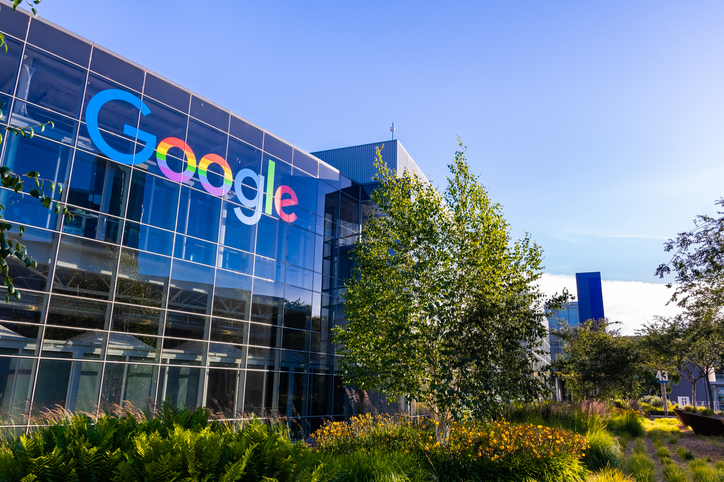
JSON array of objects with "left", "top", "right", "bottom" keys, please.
[{"left": 0, "top": 10, "right": 360, "bottom": 433}]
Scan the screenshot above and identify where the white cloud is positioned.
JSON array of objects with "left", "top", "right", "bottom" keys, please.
[{"left": 537, "top": 273, "right": 682, "bottom": 335}]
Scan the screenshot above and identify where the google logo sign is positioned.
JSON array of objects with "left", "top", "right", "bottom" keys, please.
[{"left": 85, "top": 89, "right": 299, "bottom": 226}]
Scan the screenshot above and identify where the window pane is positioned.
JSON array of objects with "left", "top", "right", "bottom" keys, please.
[
  {"left": 254, "top": 256, "right": 285, "bottom": 284},
  {"left": 10, "top": 100, "right": 78, "bottom": 145},
  {"left": 0, "top": 292, "right": 47, "bottom": 324},
  {"left": 309, "top": 374, "right": 332, "bottom": 417},
  {"left": 164, "top": 311, "right": 207, "bottom": 340},
  {"left": 206, "top": 368, "right": 243, "bottom": 417},
  {"left": 250, "top": 279, "right": 284, "bottom": 326},
  {"left": 208, "top": 343, "right": 246, "bottom": 369},
  {"left": 107, "top": 333, "right": 159, "bottom": 363},
  {"left": 247, "top": 347, "right": 279, "bottom": 371},
  {"left": 67, "top": 150, "right": 130, "bottom": 216},
  {"left": 217, "top": 246, "right": 253, "bottom": 275},
  {"left": 1, "top": 135, "right": 72, "bottom": 197},
  {"left": 176, "top": 187, "right": 220, "bottom": 243},
  {"left": 284, "top": 286, "right": 312, "bottom": 330},
  {"left": 220, "top": 201, "right": 256, "bottom": 253},
  {"left": 213, "top": 270, "right": 251, "bottom": 321},
  {"left": 286, "top": 225, "right": 315, "bottom": 271},
  {"left": 174, "top": 234, "right": 216, "bottom": 266},
  {"left": 278, "top": 372, "right": 305, "bottom": 417},
  {"left": 62, "top": 210, "right": 122, "bottom": 244},
  {"left": 255, "top": 215, "right": 286, "bottom": 261},
  {"left": 116, "top": 248, "right": 171, "bottom": 307},
  {"left": 46, "top": 296, "right": 109, "bottom": 329},
  {"left": 0, "top": 322, "right": 41, "bottom": 355},
  {"left": 90, "top": 48, "right": 144, "bottom": 92},
  {"left": 111, "top": 304, "right": 163, "bottom": 336},
  {"left": 143, "top": 74, "right": 190, "bottom": 113},
  {"left": 210, "top": 318, "right": 247, "bottom": 344},
  {"left": 123, "top": 221, "right": 174, "bottom": 256},
  {"left": 100, "top": 363, "right": 157, "bottom": 412},
  {"left": 32, "top": 359, "right": 102, "bottom": 415},
  {"left": 282, "top": 328, "right": 308, "bottom": 352},
  {"left": 42, "top": 327, "right": 106, "bottom": 360},
  {"left": 161, "top": 338, "right": 206, "bottom": 366},
  {"left": 167, "top": 260, "right": 214, "bottom": 314},
  {"left": 243, "top": 370, "right": 275, "bottom": 416},
  {"left": 0, "top": 37, "right": 22, "bottom": 95},
  {"left": 126, "top": 171, "right": 180, "bottom": 231},
  {"left": 53, "top": 235, "right": 119, "bottom": 300},
  {"left": 135, "top": 97, "right": 188, "bottom": 177},
  {"left": 248, "top": 324, "right": 279, "bottom": 348},
  {"left": 0, "top": 356, "right": 35, "bottom": 424},
  {"left": 18, "top": 46, "right": 86, "bottom": 118},
  {"left": 27, "top": 20, "right": 91, "bottom": 67},
  {"left": 3, "top": 227, "right": 56, "bottom": 292},
  {"left": 157, "top": 366, "right": 203, "bottom": 410}
]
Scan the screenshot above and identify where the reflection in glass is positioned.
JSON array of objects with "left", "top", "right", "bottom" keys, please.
[
  {"left": 248, "top": 324, "right": 279, "bottom": 348},
  {"left": 243, "top": 370, "right": 276, "bottom": 416},
  {"left": 174, "top": 234, "right": 216, "bottom": 266},
  {"left": 32, "top": 359, "right": 102, "bottom": 415},
  {"left": 208, "top": 343, "right": 246, "bottom": 368},
  {"left": 165, "top": 311, "right": 207, "bottom": 340},
  {"left": 62, "top": 210, "right": 122, "bottom": 244},
  {"left": 111, "top": 304, "right": 163, "bottom": 336},
  {"left": 46, "top": 296, "right": 109, "bottom": 329},
  {"left": 157, "top": 366, "right": 203, "bottom": 409},
  {"left": 278, "top": 372, "right": 305, "bottom": 417},
  {"left": 251, "top": 280, "right": 284, "bottom": 326},
  {"left": 168, "top": 260, "right": 214, "bottom": 314},
  {"left": 100, "top": 363, "right": 157, "bottom": 412},
  {"left": 206, "top": 369, "right": 244, "bottom": 417},
  {"left": 286, "top": 226, "right": 315, "bottom": 271},
  {"left": 217, "top": 246, "right": 253, "bottom": 275},
  {"left": 255, "top": 215, "right": 286, "bottom": 261},
  {"left": 41, "top": 327, "right": 106, "bottom": 360},
  {"left": 161, "top": 338, "right": 206, "bottom": 366},
  {"left": 11, "top": 100, "right": 78, "bottom": 145},
  {"left": 106, "top": 333, "right": 159, "bottom": 363},
  {"left": 67, "top": 150, "right": 130, "bottom": 216},
  {"left": 116, "top": 248, "right": 170, "bottom": 307},
  {"left": 0, "top": 37, "right": 22, "bottom": 95},
  {"left": 126, "top": 171, "right": 180, "bottom": 231},
  {"left": 123, "top": 221, "right": 174, "bottom": 257},
  {"left": 1, "top": 135, "right": 71, "bottom": 204},
  {"left": 247, "top": 346, "right": 279, "bottom": 371},
  {"left": 0, "top": 292, "right": 47, "bottom": 324},
  {"left": 176, "top": 187, "right": 221, "bottom": 243},
  {"left": 210, "top": 318, "right": 247, "bottom": 344},
  {"left": 284, "top": 286, "right": 312, "bottom": 330},
  {"left": 213, "top": 270, "right": 251, "bottom": 321},
  {"left": 0, "top": 322, "right": 41, "bottom": 356},
  {"left": 0, "top": 357, "right": 35, "bottom": 424},
  {"left": 2, "top": 227, "right": 56, "bottom": 292},
  {"left": 309, "top": 374, "right": 332, "bottom": 417},
  {"left": 220, "top": 201, "right": 256, "bottom": 253},
  {"left": 53, "top": 235, "right": 119, "bottom": 300}
]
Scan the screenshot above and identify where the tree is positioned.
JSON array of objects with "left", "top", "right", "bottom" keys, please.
[
  {"left": 335, "top": 140, "right": 558, "bottom": 437},
  {"left": 551, "top": 319, "right": 646, "bottom": 401}
]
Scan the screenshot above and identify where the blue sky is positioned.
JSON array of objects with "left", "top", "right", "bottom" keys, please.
[{"left": 23, "top": 1, "right": 724, "bottom": 331}]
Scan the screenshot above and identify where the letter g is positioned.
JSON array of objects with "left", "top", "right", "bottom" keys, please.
[{"left": 85, "top": 89, "right": 157, "bottom": 165}]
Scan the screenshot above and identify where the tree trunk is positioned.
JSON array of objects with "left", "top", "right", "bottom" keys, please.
[{"left": 705, "top": 370, "right": 714, "bottom": 410}]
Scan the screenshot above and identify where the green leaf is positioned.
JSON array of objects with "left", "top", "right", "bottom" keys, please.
[{"left": 25, "top": 171, "right": 40, "bottom": 178}]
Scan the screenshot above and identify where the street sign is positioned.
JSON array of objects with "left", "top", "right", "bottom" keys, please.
[{"left": 656, "top": 370, "right": 669, "bottom": 383}]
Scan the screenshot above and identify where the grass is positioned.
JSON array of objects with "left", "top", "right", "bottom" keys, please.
[
  {"left": 688, "top": 459, "right": 720, "bottom": 482},
  {"left": 609, "top": 412, "right": 645, "bottom": 438},
  {"left": 627, "top": 452, "right": 656, "bottom": 482},
  {"left": 662, "top": 462, "right": 689, "bottom": 482},
  {"left": 584, "top": 428, "right": 623, "bottom": 471},
  {"left": 676, "top": 447, "right": 695, "bottom": 461},
  {"left": 656, "top": 445, "right": 672, "bottom": 460},
  {"left": 586, "top": 465, "right": 635, "bottom": 482}
]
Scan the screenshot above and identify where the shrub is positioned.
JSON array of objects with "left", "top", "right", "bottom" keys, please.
[
  {"left": 626, "top": 451, "right": 655, "bottom": 482},
  {"left": 586, "top": 466, "right": 635, "bottom": 482},
  {"left": 662, "top": 462, "right": 689, "bottom": 482},
  {"left": 689, "top": 459, "right": 720, "bottom": 482},
  {"left": 676, "top": 446, "right": 694, "bottom": 461},
  {"left": 583, "top": 429, "right": 622, "bottom": 471},
  {"left": 608, "top": 411, "right": 644, "bottom": 438},
  {"left": 320, "top": 449, "right": 428, "bottom": 482},
  {"left": 700, "top": 407, "right": 715, "bottom": 416},
  {"left": 656, "top": 445, "right": 671, "bottom": 460},
  {"left": 638, "top": 395, "right": 663, "bottom": 408}
]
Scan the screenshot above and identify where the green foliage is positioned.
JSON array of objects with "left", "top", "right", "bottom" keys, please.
[
  {"left": 607, "top": 412, "right": 645, "bottom": 439},
  {"left": 688, "top": 459, "right": 724, "bottom": 482},
  {"left": 586, "top": 466, "right": 635, "bottom": 482},
  {"left": 552, "top": 319, "right": 647, "bottom": 401},
  {"left": 503, "top": 400, "right": 610, "bottom": 435},
  {"left": 626, "top": 449, "right": 655, "bottom": 482},
  {"left": 638, "top": 396, "right": 663, "bottom": 408},
  {"left": 662, "top": 462, "right": 689, "bottom": 482},
  {"left": 676, "top": 447, "right": 694, "bottom": 461},
  {"left": 320, "top": 449, "right": 428, "bottom": 482},
  {"left": 583, "top": 429, "right": 623, "bottom": 472},
  {"left": 338, "top": 140, "right": 557, "bottom": 430}
]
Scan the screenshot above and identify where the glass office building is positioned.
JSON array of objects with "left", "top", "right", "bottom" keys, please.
[{"left": 0, "top": 9, "right": 370, "bottom": 433}]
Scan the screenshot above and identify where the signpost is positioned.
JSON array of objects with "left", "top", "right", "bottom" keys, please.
[{"left": 656, "top": 370, "right": 669, "bottom": 416}]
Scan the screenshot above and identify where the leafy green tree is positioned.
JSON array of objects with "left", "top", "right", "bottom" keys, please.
[
  {"left": 336, "top": 140, "right": 558, "bottom": 436},
  {"left": 551, "top": 319, "right": 646, "bottom": 401}
]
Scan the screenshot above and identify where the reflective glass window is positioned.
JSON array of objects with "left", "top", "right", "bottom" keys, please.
[
  {"left": 27, "top": 20, "right": 91, "bottom": 66},
  {"left": 10, "top": 100, "right": 78, "bottom": 145},
  {"left": 280, "top": 350, "right": 308, "bottom": 372},
  {"left": 210, "top": 317, "right": 247, "bottom": 344},
  {"left": 292, "top": 150, "right": 318, "bottom": 178},
  {"left": 167, "top": 260, "right": 214, "bottom": 314},
  {"left": 116, "top": 248, "right": 171, "bottom": 308},
  {"left": 217, "top": 246, "right": 253, "bottom": 275},
  {"left": 106, "top": 333, "right": 160, "bottom": 363},
  {"left": 161, "top": 338, "right": 206, "bottom": 366},
  {"left": 1, "top": 134, "right": 72, "bottom": 196},
  {"left": 62, "top": 210, "right": 122, "bottom": 244},
  {"left": 183, "top": 120, "right": 228, "bottom": 194},
  {"left": 82, "top": 74, "right": 141, "bottom": 136},
  {"left": 0, "top": 322, "right": 41, "bottom": 355},
  {"left": 143, "top": 73, "right": 190, "bottom": 113},
  {"left": 255, "top": 215, "right": 286, "bottom": 261},
  {"left": 250, "top": 279, "right": 284, "bottom": 326},
  {"left": 309, "top": 374, "right": 332, "bottom": 417},
  {"left": 285, "top": 265, "right": 313, "bottom": 290},
  {"left": 226, "top": 137, "right": 262, "bottom": 180},
  {"left": 165, "top": 311, "right": 208, "bottom": 340},
  {"left": 340, "top": 193, "right": 360, "bottom": 230},
  {"left": 254, "top": 256, "right": 285, "bottom": 284},
  {"left": 77, "top": 122, "right": 139, "bottom": 160},
  {"left": 265, "top": 155, "right": 292, "bottom": 199},
  {"left": 123, "top": 221, "right": 174, "bottom": 256},
  {"left": 46, "top": 296, "right": 109, "bottom": 329},
  {"left": 32, "top": 359, "right": 102, "bottom": 415},
  {"left": 53, "top": 235, "right": 119, "bottom": 300},
  {"left": 126, "top": 171, "right": 180, "bottom": 231},
  {"left": 247, "top": 347, "right": 279, "bottom": 371},
  {"left": 90, "top": 48, "right": 144, "bottom": 92},
  {"left": 208, "top": 343, "right": 246, "bottom": 368},
  {"left": 190, "top": 96, "right": 229, "bottom": 131},
  {"left": 176, "top": 186, "right": 221, "bottom": 243},
  {"left": 41, "top": 327, "right": 106, "bottom": 360},
  {"left": 67, "top": 150, "right": 130, "bottom": 216},
  {"left": 0, "top": 188, "right": 60, "bottom": 231},
  {"left": 290, "top": 168, "right": 317, "bottom": 215},
  {"left": 229, "top": 116, "right": 262, "bottom": 149},
  {"left": 174, "top": 234, "right": 216, "bottom": 266},
  {"left": 318, "top": 182, "right": 338, "bottom": 225},
  {"left": 0, "top": 37, "right": 21, "bottom": 95},
  {"left": 0, "top": 9, "right": 28, "bottom": 41},
  {"left": 263, "top": 135, "right": 292, "bottom": 164},
  {"left": 17, "top": 46, "right": 86, "bottom": 118},
  {"left": 0, "top": 357, "right": 35, "bottom": 424},
  {"left": 284, "top": 286, "right": 312, "bottom": 330},
  {"left": 220, "top": 201, "right": 256, "bottom": 253},
  {"left": 243, "top": 370, "right": 275, "bottom": 415},
  {"left": 100, "top": 363, "right": 158, "bottom": 411},
  {"left": 0, "top": 93, "right": 11, "bottom": 126},
  {"left": 206, "top": 368, "right": 244, "bottom": 417},
  {"left": 2, "top": 226, "right": 56, "bottom": 292},
  {"left": 282, "top": 328, "right": 308, "bottom": 352},
  {"left": 310, "top": 333, "right": 334, "bottom": 354},
  {"left": 286, "top": 225, "right": 315, "bottom": 271},
  {"left": 157, "top": 366, "right": 203, "bottom": 409},
  {"left": 248, "top": 324, "right": 279, "bottom": 348},
  {"left": 111, "top": 304, "right": 163, "bottom": 336},
  {"left": 0, "top": 292, "right": 47, "bottom": 324},
  {"left": 213, "top": 270, "right": 251, "bottom": 321},
  {"left": 278, "top": 372, "right": 305, "bottom": 417},
  {"left": 310, "top": 354, "right": 334, "bottom": 374},
  {"left": 318, "top": 163, "right": 340, "bottom": 190}
]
